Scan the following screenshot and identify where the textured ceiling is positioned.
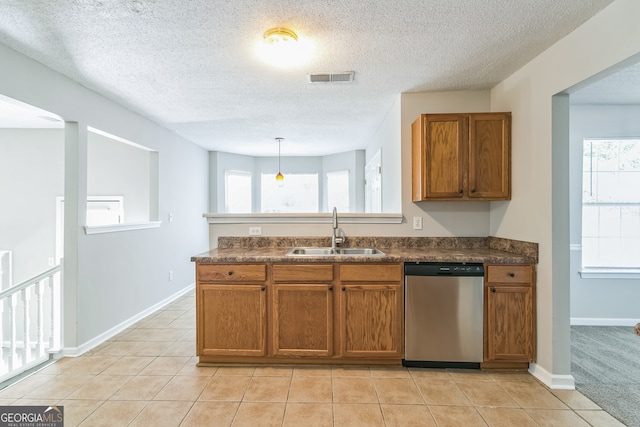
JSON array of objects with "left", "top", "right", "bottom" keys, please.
[
  {"left": 0, "top": 0, "right": 617, "bottom": 156},
  {"left": 571, "top": 61, "right": 640, "bottom": 105}
]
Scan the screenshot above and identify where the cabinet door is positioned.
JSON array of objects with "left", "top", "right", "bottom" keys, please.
[
  {"left": 422, "top": 115, "right": 467, "bottom": 199},
  {"left": 340, "top": 284, "right": 403, "bottom": 358},
  {"left": 468, "top": 113, "right": 511, "bottom": 199},
  {"left": 485, "top": 284, "right": 534, "bottom": 361},
  {"left": 412, "top": 114, "right": 468, "bottom": 201},
  {"left": 197, "top": 284, "right": 266, "bottom": 357},
  {"left": 272, "top": 284, "right": 333, "bottom": 357}
]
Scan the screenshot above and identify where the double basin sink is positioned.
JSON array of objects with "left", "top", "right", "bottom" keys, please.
[{"left": 286, "top": 247, "right": 385, "bottom": 256}]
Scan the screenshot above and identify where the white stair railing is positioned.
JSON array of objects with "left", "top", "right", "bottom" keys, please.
[{"left": 0, "top": 263, "right": 62, "bottom": 383}]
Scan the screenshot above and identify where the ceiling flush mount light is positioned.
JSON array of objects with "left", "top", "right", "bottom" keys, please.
[
  {"left": 275, "top": 137, "right": 284, "bottom": 181},
  {"left": 258, "top": 27, "right": 308, "bottom": 67},
  {"left": 264, "top": 27, "right": 298, "bottom": 45}
]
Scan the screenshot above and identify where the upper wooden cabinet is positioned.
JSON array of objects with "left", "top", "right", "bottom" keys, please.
[{"left": 412, "top": 112, "right": 511, "bottom": 201}]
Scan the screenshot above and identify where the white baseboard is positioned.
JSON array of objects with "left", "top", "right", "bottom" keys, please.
[
  {"left": 529, "top": 363, "right": 576, "bottom": 390},
  {"left": 570, "top": 317, "right": 639, "bottom": 326},
  {"left": 62, "top": 283, "right": 194, "bottom": 357}
]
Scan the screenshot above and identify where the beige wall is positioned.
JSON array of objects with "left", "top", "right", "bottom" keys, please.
[{"left": 490, "top": 0, "right": 640, "bottom": 387}]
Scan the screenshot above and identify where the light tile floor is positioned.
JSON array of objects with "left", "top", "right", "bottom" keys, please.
[{"left": 0, "top": 292, "right": 626, "bottom": 426}]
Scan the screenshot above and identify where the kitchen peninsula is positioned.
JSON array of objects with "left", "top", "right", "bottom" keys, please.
[{"left": 191, "top": 236, "right": 538, "bottom": 370}]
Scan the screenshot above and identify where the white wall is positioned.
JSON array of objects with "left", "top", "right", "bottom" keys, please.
[
  {"left": 0, "top": 129, "right": 64, "bottom": 284},
  {"left": 0, "top": 43, "right": 210, "bottom": 352},
  {"left": 367, "top": 96, "right": 402, "bottom": 214},
  {"left": 490, "top": 0, "right": 640, "bottom": 387},
  {"left": 569, "top": 104, "right": 640, "bottom": 324}
]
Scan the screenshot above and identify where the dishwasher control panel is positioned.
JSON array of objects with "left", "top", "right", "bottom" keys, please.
[{"left": 404, "top": 262, "right": 484, "bottom": 277}]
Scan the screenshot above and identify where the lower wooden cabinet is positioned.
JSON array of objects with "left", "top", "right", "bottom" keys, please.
[
  {"left": 339, "top": 261, "right": 404, "bottom": 359},
  {"left": 484, "top": 264, "right": 536, "bottom": 367},
  {"left": 272, "top": 284, "right": 333, "bottom": 357},
  {"left": 196, "top": 264, "right": 267, "bottom": 357},
  {"left": 196, "top": 261, "right": 403, "bottom": 364},
  {"left": 198, "top": 284, "right": 267, "bottom": 357},
  {"left": 340, "top": 284, "right": 403, "bottom": 358}
]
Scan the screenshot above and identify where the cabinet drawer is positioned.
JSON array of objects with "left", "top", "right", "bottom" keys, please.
[
  {"left": 273, "top": 264, "right": 334, "bottom": 282},
  {"left": 340, "top": 264, "right": 403, "bottom": 282},
  {"left": 197, "top": 264, "right": 266, "bottom": 282},
  {"left": 486, "top": 265, "right": 533, "bottom": 284}
]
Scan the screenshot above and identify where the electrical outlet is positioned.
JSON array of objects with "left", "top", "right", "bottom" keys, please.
[
  {"left": 47, "top": 257, "right": 54, "bottom": 267},
  {"left": 168, "top": 270, "right": 174, "bottom": 281},
  {"left": 249, "top": 226, "right": 262, "bottom": 236},
  {"left": 168, "top": 212, "right": 174, "bottom": 222},
  {"left": 412, "top": 216, "right": 423, "bottom": 230}
]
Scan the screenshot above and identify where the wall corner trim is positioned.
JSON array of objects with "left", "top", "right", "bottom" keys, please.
[{"left": 529, "top": 363, "right": 576, "bottom": 390}]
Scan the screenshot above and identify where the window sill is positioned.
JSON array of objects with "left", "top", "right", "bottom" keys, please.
[
  {"left": 203, "top": 213, "right": 404, "bottom": 224},
  {"left": 579, "top": 268, "right": 640, "bottom": 279},
  {"left": 84, "top": 221, "right": 162, "bottom": 235}
]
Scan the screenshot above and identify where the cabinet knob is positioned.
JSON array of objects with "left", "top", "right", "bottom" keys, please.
[
  {"left": 508, "top": 272, "right": 515, "bottom": 278},
  {"left": 342, "top": 287, "right": 346, "bottom": 291},
  {"left": 459, "top": 189, "right": 463, "bottom": 193},
  {"left": 261, "top": 286, "right": 265, "bottom": 291},
  {"left": 471, "top": 188, "right": 476, "bottom": 193},
  {"left": 227, "top": 271, "right": 233, "bottom": 276},
  {"left": 491, "top": 288, "right": 496, "bottom": 293},
  {"left": 329, "top": 286, "right": 333, "bottom": 291}
]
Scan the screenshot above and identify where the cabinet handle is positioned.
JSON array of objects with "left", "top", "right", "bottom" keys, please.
[
  {"left": 227, "top": 271, "right": 233, "bottom": 276},
  {"left": 508, "top": 272, "right": 515, "bottom": 278},
  {"left": 261, "top": 286, "right": 265, "bottom": 291},
  {"left": 491, "top": 288, "right": 496, "bottom": 293}
]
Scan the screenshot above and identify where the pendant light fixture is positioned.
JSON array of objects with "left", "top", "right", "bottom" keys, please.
[{"left": 275, "top": 137, "right": 284, "bottom": 181}]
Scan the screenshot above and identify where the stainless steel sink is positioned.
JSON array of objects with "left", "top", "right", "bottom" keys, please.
[
  {"left": 335, "top": 247, "right": 385, "bottom": 255},
  {"left": 286, "top": 247, "right": 385, "bottom": 256}
]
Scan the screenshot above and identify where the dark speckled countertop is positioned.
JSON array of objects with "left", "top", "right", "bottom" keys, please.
[{"left": 191, "top": 236, "right": 537, "bottom": 265}]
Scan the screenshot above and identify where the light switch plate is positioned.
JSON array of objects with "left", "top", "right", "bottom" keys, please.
[
  {"left": 412, "top": 216, "right": 423, "bottom": 230},
  {"left": 249, "top": 226, "right": 262, "bottom": 236}
]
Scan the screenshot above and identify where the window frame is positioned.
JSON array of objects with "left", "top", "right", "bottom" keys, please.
[
  {"left": 580, "top": 137, "right": 640, "bottom": 276},
  {"left": 224, "top": 170, "right": 252, "bottom": 213}
]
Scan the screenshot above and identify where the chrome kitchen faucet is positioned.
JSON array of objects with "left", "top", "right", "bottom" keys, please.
[{"left": 331, "top": 207, "right": 346, "bottom": 249}]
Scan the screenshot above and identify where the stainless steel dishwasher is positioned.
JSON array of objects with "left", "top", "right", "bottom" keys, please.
[{"left": 403, "top": 262, "right": 484, "bottom": 369}]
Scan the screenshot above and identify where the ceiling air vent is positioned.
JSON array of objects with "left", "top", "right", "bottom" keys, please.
[{"left": 307, "top": 71, "right": 355, "bottom": 83}]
